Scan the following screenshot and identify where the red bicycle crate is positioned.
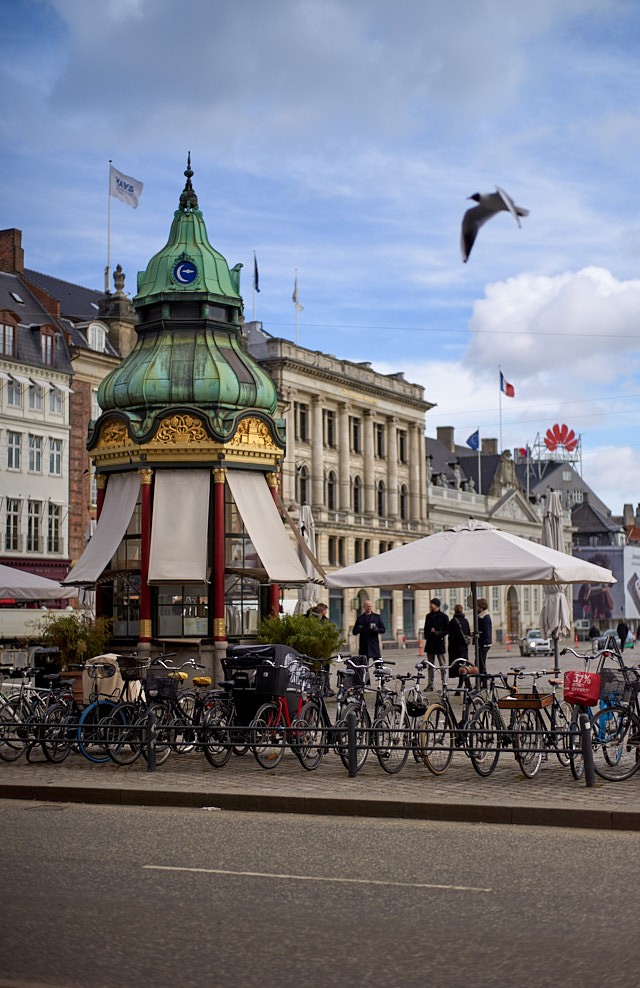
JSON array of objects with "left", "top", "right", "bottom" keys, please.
[{"left": 564, "top": 670, "right": 601, "bottom": 707}]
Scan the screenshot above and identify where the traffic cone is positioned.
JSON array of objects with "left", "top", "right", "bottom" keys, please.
[
  {"left": 575, "top": 633, "right": 578, "bottom": 644},
  {"left": 506, "top": 636, "right": 510, "bottom": 652},
  {"left": 418, "top": 640, "right": 422, "bottom": 655}
]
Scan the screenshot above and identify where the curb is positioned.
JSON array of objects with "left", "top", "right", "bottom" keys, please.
[{"left": 1, "top": 781, "right": 639, "bottom": 831}]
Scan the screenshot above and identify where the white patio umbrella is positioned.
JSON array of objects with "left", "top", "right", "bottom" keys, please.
[
  {"left": 294, "top": 504, "right": 321, "bottom": 616},
  {"left": 539, "top": 491, "right": 571, "bottom": 672},
  {"left": 0, "top": 563, "right": 77, "bottom": 601},
  {"left": 325, "top": 519, "right": 615, "bottom": 664}
]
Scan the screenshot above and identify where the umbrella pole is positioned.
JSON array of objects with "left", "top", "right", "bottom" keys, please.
[
  {"left": 471, "top": 581, "right": 479, "bottom": 666},
  {"left": 553, "top": 637, "right": 560, "bottom": 676}
]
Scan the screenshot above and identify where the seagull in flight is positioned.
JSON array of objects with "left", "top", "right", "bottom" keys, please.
[{"left": 461, "top": 186, "right": 529, "bottom": 262}]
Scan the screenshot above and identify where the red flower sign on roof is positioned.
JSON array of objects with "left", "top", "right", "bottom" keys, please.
[{"left": 544, "top": 423, "right": 578, "bottom": 452}]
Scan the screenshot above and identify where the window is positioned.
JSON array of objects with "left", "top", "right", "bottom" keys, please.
[
  {"left": 88, "top": 322, "right": 106, "bottom": 352},
  {"left": 49, "top": 387, "right": 63, "bottom": 414},
  {"left": 7, "top": 431, "right": 21, "bottom": 469},
  {"left": 47, "top": 504, "right": 61, "bottom": 552},
  {"left": 1, "top": 322, "right": 15, "bottom": 356},
  {"left": 294, "top": 402, "right": 309, "bottom": 442},
  {"left": 377, "top": 479, "right": 386, "bottom": 517},
  {"left": 28, "top": 435, "right": 42, "bottom": 472},
  {"left": 375, "top": 423, "right": 385, "bottom": 458},
  {"left": 157, "top": 584, "right": 208, "bottom": 638},
  {"left": 27, "top": 500, "right": 41, "bottom": 552},
  {"left": 7, "top": 379, "right": 21, "bottom": 406},
  {"left": 91, "top": 388, "right": 100, "bottom": 421},
  {"left": 523, "top": 587, "right": 530, "bottom": 611},
  {"left": 400, "top": 484, "right": 408, "bottom": 521},
  {"left": 572, "top": 489, "right": 584, "bottom": 504},
  {"left": 327, "top": 470, "right": 337, "bottom": 510},
  {"left": 338, "top": 537, "right": 345, "bottom": 566},
  {"left": 49, "top": 438, "right": 62, "bottom": 475},
  {"left": 297, "top": 464, "right": 309, "bottom": 505},
  {"left": 29, "top": 384, "right": 43, "bottom": 411},
  {"left": 398, "top": 429, "right": 407, "bottom": 463},
  {"left": 40, "top": 329, "right": 55, "bottom": 365},
  {"left": 492, "top": 586, "right": 500, "bottom": 612},
  {"left": 323, "top": 410, "right": 336, "bottom": 448},
  {"left": 534, "top": 587, "right": 539, "bottom": 611},
  {"left": 379, "top": 541, "right": 386, "bottom": 555},
  {"left": 350, "top": 416, "right": 361, "bottom": 454},
  {"left": 354, "top": 538, "right": 363, "bottom": 562},
  {"left": 562, "top": 470, "right": 571, "bottom": 482},
  {"left": 364, "top": 539, "right": 371, "bottom": 558},
  {"left": 449, "top": 588, "right": 457, "bottom": 612},
  {"left": 5, "top": 499, "right": 20, "bottom": 551},
  {"left": 353, "top": 475, "right": 363, "bottom": 514},
  {"left": 328, "top": 536, "right": 337, "bottom": 566}
]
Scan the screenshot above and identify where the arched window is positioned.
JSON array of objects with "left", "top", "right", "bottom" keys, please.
[
  {"left": 377, "top": 479, "right": 386, "bottom": 517},
  {"left": 400, "top": 483, "right": 408, "bottom": 521},
  {"left": 327, "top": 470, "right": 337, "bottom": 510},
  {"left": 352, "top": 475, "right": 363, "bottom": 514},
  {"left": 88, "top": 322, "right": 107, "bottom": 353},
  {"left": 297, "top": 464, "right": 309, "bottom": 505}
]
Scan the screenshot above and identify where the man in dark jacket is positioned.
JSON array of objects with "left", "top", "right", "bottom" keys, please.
[
  {"left": 353, "top": 600, "right": 385, "bottom": 661},
  {"left": 617, "top": 619, "right": 629, "bottom": 651},
  {"left": 423, "top": 598, "right": 450, "bottom": 690}
]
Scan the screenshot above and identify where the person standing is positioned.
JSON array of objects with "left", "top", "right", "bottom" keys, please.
[
  {"left": 423, "top": 598, "right": 450, "bottom": 690},
  {"left": 617, "top": 619, "right": 629, "bottom": 651},
  {"left": 477, "top": 597, "right": 492, "bottom": 685},
  {"left": 448, "top": 603, "right": 471, "bottom": 691},
  {"left": 353, "top": 600, "right": 385, "bottom": 660}
]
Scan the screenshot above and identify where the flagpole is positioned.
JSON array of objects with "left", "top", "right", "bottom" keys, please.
[
  {"left": 498, "top": 366, "right": 503, "bottom": 451},
  {"left": 295, "top": 268, "right": 299, "bottom": 345},
  {"left": 106, "top": 160, "right": 112, "bottom": 294},
  {"left": 477, "top": 428, "right": 481, "bottom": 496}
]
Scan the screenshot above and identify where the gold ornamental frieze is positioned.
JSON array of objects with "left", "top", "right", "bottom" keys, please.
[
  {"left": 154, "top": 413, "right": 209, "bottom": 445},
  {"left": 95, "top": 420, "right": 133, "bottom": 449},
  {"left": 225, "top": 417, "right": 278, "bottom": 452}
]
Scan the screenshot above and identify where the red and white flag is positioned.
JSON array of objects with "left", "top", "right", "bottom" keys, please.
[{"left": 500, "top": 371, "right": 515, "bottom": 398}]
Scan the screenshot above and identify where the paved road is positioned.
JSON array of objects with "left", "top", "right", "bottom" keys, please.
[{"left": 1, "top": 800, "right": 639, "bottom": 988}]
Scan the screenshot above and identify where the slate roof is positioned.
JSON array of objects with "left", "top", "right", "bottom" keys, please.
[
  {"left": 24, "top": 268, "right": 103, "bottom": 323},
  {"left": 0, "top": 272, "right": 72, "bottom": 375}
]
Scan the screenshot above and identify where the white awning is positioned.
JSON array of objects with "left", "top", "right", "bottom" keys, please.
[
  {"left": 0, "top": 371, "right": 10, "bottom": 380},
  {"left": 226, "top": 470, "right": 308, "bottom": 583},
  {"left": 11, "top": 374, "right": 32, "bottom": 385},
  {"left": 32, "top": 378, "right": 51, "bottom": 392},
  {"left": 148, "top": 470, "right": 210, "bottom": 584},
  {"left": 63, "top": 472, "right": 141, "bottom": 585},
  {"left": 56, "top": 383, "right": 74, "bottom": 394}
]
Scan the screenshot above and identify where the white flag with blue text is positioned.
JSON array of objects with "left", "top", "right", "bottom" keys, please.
[{"left": 110, "top": 165, "right": 143, "bottom": 209}]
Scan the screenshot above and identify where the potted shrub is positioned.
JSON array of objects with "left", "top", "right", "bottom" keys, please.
[
  {"left": 257, "top": 612, "right": 345, "bottom": 666},
  {"left": 34, "top": 612, "right": 112, "bottom": 703}
]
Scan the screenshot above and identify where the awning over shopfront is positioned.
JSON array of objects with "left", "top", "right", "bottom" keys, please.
[
  {"left": 63, "top": 472, "right": 141, "bottom": 585},
  {"left": 148, "top": 470, "right": 210, "bottom": 584},
  {"left": 226, "top": 469, "right": 308, "bottom": 584}
]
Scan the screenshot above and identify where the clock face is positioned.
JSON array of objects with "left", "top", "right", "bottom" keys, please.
[{"left": 173, "top": 261, "right": 197, "bottom": 285}]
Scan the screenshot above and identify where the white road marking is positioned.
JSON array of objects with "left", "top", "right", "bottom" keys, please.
[{"left": 143, "top": 865, "right": 492, "bottom": 893}]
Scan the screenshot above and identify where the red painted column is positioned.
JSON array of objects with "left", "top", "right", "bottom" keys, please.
[
  {"left": 94, "top": 474, "right": 106, "bottom": 619},
  {"left": 213, "top": 468, "right": 227, "bottom": 643},
  {"left": 266, "top": 471, "right": 280, "bottom": 616},
  {"left": 138, "top": 469, "right": 153, "bottom": 644}
]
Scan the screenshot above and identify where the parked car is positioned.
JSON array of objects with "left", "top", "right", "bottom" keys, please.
[
  {"left": 519, "top": 629, "right": 552, "bottom": 657},
  {"left": 600, "top": 629, "right": 635, "bottom": 651}
]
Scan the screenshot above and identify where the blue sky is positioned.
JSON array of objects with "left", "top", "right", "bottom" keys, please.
[{"left": 3, "top": 0, "right": 640, "bottom": 513}]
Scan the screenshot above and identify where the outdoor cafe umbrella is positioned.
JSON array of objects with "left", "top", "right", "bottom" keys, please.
[
  {"left": 294, "top": 504, "right": 321, "bottom": 616},
  {"left": 325, "top": 519, "right": 616, "bottom": 665},
  {"left": 0, "top": 563, "right": 77, "bottom": 601},
  {"left": 539, "top": 491, "right": 571, "bottom": 672}
]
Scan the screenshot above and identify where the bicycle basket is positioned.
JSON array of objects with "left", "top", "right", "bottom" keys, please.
[
  {"left": 599, "top": 667, "right": 640, "bottom": 703},
  {"left": 564, "top": 670, "right": 601, "bottom": 707},
  {"left": 117, "top": 655, "right": 151, "bottom": 682},
  {"left": 145, "top": 673, "right": 179, "bottom": 700},
  {"left": 255, "top": 664, "right": 291, "bottom": 695}
]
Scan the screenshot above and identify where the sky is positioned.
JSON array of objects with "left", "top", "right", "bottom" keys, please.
[{"left": 2, "top": 0, "right": 640, "bottom": 514}]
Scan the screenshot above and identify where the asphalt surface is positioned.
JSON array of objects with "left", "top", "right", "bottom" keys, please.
[{"left": 3, "top": 643, "right": 640, "bottom": 831}]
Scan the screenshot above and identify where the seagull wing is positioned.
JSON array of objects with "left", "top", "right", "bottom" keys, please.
[
  {"left": 495, "top": 186, "right": 521, "bottom": 227},
  {"left": 461, "top": 203, "right": 495, "bottom": 262}
]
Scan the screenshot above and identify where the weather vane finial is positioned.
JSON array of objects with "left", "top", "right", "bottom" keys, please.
[{"left": 179, "top": 151, "right": 198, "bottom": 211}]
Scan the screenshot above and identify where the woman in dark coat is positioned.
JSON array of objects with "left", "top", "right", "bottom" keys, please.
[{"left": 448, "top": 604, "right": 471, "bottom": 689}]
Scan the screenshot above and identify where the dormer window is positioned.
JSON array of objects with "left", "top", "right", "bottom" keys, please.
[
  {"left": 0, "top": 310, "right": 18, "bottom": 356},
  {"left": 88, "top": 322, "right": 107, "bottom": 353},
  {"left": 40, "top": 327, "right": 56, "bottom": 365}
]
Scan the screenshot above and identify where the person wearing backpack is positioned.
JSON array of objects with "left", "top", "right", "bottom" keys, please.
[{"left": 448, "top": 603, "right": 472, "bottom": 692}]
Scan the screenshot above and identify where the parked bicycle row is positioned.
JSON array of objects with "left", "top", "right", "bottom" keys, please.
[{"left": 1, "top": 645, "right": 639, "bottom": 782}]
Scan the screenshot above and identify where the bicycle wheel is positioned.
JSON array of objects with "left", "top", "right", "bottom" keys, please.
[
  {"left": 514, "top": 709, "right": 544, "bottom": 778},
  {"left": 293, "top": 701, "right": 325, "bottom": 772},
  {"left": 251, "top": 701, "right": 285, "bottom": 769},
  {"left": 77, "top": 700, "right": 117, "bottom": 763},
  {"left": 335, "top": 703, "right": 371, "bottom": 771},
  {"left": 591, "top": 705, "right": 640, "bottom": 781},
  {"left": 373, "top": 704, "right": 409, "bottom": 774},
  {"left": 554, "top": 699, "right": 573, "bottom": 768},
  {"left": 139, "top": 702, "right": 173, "bottom": 766},
  {"left": 468, "top": 704, "right": 500, "bottom": 777},
  {"left": 102, "top": 704, "right": 141, "bottom": 766},
  {"left": 568, "top": 707, "right": 586, "bottom": 780},
  {"left": 42, "top": 703, "right": 75, "bottom": 764},
  {"left": 0, "top": 700, "right": 28, "bottom": 762},
  {"left": 202, "top": 704, "right": 233, "bottom": 768},
  {"left": 419, "top": 703, "right": 454, "bottom": 775}
]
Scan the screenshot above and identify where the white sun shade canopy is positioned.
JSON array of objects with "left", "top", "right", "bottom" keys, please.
[
  {"left": 148, "top": 470, "right": 210, "bottom": 583},
  {"left": 325, "top": 519, "right": 616, "bottom": 590},
  {"left": 0, "top": 563, "right": 77, "bottom": 600},
  {"left": 63, "top": 472, "right": 141, "bottom": 585},
  {"left": 226, "top": 469, "right": 308, "bottom": 583}
]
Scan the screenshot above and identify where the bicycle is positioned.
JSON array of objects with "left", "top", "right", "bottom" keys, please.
[
  {"left": 333, "top": 657, "right": 397, "bottom": 772},
  {"left": 249, "top": 661, "right": 310, "bottom": 769},
  {"left": 371, "top": 663, "right": 432, "bottom": 774},
  {"left": 417, "top": 659, "right": 486, "bottom": 775},
  {"left": 290, "top": 656, "right": 362, "bottom": 771},
  {"left": 466, "top": 667, "right": 527, "bottom": 777}
]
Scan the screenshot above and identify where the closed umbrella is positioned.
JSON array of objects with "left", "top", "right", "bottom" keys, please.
[
  {"left": 539, "top": 491, "right": 571, "bottom": 672},
  {"left": 294, "top": 504, "right": 321, "bottom": 616}
]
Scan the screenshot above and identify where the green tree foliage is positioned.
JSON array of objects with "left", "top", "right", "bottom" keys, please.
[
  {"left": 36, "top": 612, "right": 113, "bottom": 669},
  {"left": 258, "top": 613, "right": 345, "bottom": 661}
]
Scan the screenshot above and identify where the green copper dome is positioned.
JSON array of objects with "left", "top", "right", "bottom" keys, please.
[{"left": 93, "top": 157, "right": 280, "bottom": 443}]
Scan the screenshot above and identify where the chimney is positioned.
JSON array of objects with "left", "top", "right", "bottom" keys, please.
[
  {"left": 0, "top": 228, "right": 24, "bottom": 275},
  {"left": 623, "top": 503, "right": 634, "bottom": 527},
  {"left": 482, "top": 438, "right": 498, "bottom": 455},
  {"left": 436, "top": 426, "right": 455, "bottom": 452}
]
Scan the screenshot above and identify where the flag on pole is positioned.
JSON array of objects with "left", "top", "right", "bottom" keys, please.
[
  {"left": 253, "top": 252, "right": 260, "bottom": 293},
  {"left": 109, "top": 164, "right": 143, "bottom": 209},
  {"left": 466, "top": 429, "right": 479, "bottom": 451},
  {"left": 518, "top": 447, "right": 528, "bottom": 457},
  {"left": 500, "top": 371, "right": 515, "bottom": 397},
  {"left": 292, "top": 274, "right": 303, "bottom": 312}
]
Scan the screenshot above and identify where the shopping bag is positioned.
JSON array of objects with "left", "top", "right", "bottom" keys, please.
[{"left": 563, "top": 670, "right": 602, "bottom": 707}]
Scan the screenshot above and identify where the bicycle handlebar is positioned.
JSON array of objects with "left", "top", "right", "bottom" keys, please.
[{"left": 151, "top": 657, "right": 204, "bottom": 670}]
